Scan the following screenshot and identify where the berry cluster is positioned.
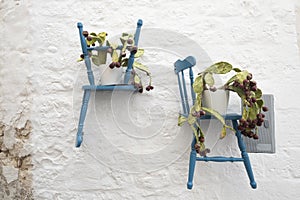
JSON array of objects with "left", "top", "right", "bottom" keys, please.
[{"left": 231, "top": 73, "right": 269, "bottom": 139}]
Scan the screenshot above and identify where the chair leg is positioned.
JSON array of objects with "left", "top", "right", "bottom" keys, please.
[
  {"left": 187, "top": 138, "right": 197, "bottom": 190},
  {"left": 232, "top": 120, "right": 257, "bottom": 189},
  {"left": 76, "top": 89, "right": 91, "bottom": 147}
]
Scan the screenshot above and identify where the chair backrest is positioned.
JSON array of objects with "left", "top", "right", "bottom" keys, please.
[
  {"left": 174, "top": 56, "right": 197, "bottom": 116},
  {"left": 77, "top": 19, "right": 143, "bottom": 86}
]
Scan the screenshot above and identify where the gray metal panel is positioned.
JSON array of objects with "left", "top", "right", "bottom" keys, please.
[{"left": 243, "top": 94, "right": 275, "bottom": 153}]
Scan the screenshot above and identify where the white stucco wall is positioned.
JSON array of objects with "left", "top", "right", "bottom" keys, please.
[{"left": 1, "top": 0, "right": 300, "bottom": 199}]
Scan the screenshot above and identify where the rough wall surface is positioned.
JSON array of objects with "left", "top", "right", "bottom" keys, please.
[{"left": 1, "top": 0, "right": 300, "bottom": 199}]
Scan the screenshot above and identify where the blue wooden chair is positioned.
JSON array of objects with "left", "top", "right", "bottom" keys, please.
[
  {"left": 174, "top": 56, "right": 257, "bottom": 190},
  {"left": 75, "top": 19, "right": 143, "bottom": 147}
]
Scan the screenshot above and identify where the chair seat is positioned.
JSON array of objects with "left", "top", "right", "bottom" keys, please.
[
  {"left": 180, "top": 113, "right": 242, "bottom": 120},
  {"left": 82, "top": 84, "right": 138, "bottom": 91}
]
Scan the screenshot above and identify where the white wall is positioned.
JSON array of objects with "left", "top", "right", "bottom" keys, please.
[{"left": 1, "top": 0, "right": 300, "bottom": 199}]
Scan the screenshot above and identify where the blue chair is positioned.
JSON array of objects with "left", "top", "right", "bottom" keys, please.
[
  {"left": 174, "top": 56, "right": 257, "bottom": 190},
  {"left": 75, "top": 19, "right": 143, "bottom": 147}
]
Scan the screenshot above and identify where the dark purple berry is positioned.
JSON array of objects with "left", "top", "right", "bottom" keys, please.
[
  {"left": 127, "top": 38, "right": 133, "bottom": 44},
  {"left": 200, "top": 110, "right": 206, "bottom": 116},
  {"left": 199, "top": 136, "right": 205, "bottom": 143},
  {"left": 251, "top": 86, "right": 257, "bottom": 91},
  {"left": 243, "top": 79, "right": 249, "bottom": 85},
  {"left": 87, "top": 36, "right": 92, "bottom": 41},
  {"left": 253, "top": 134, "right": 259, "bottom": 140},
  {"left": 83, "top": 31, "right": 89, "bottom": 37},
  {"left": 146, "top": 86, "right": 151, "bottom": 91},
  {"left": 121, "top": 52, "right": 126, "bottom": 57},
  {"left": 131, "top": 46, "right": 138, "bottom": 54},
  {"left": 109, "top": 62, "right": 116, "bottom": 69},
  {"left": 262, "top": 106, "right": 268, "bottom": 112},
  {"left": 92, "top": 43, "right": 95, "bottom": 46},
  {"left": 138, "top": 87, "right": 143, "bottom": 93},
  {"left": 115, "top": 62, "right": 121, "bottom": 68},
  {"left": 149, "top": 85, "right": 154, "bottom": 90},
  {"left": 247, "top": 73, "right": 252, "bottom": 80},
  {"left": 209, "top": 86, "right": 217, "bottom": 92},
  {"left": 80, "top": 54, "right": 84, "bottom": 59}
]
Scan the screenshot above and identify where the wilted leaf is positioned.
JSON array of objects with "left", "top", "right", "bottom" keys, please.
[
  {"left": 77, "top": 57, "right": 84, "bottom": 62},
  {"left": 255, "top": 88, "right": 262, "bottom": 99},
  {"left": 232, "top": 68, "right": 242, "bottom": 72},
  {"left": 134, "top": 49, "right": 144, "bottom": 58},
  {"left": 227, "top": 85, "right": 246, "bottom": 99},
  {"left": 202, "top": 107, "right": 225, "bottom": 125},
  {"left": 256, "top": 99, "right": 264, "bottom": 110},
  {"left": 121, "top": 58, "right": 129, "bottom": 66},
  {"left": 204, "top": 72, "right": 214, "bottom": 87},
  {"left": 178, "top": 115, "right": 187, "bottom": 126},
  {"left": 134, "top": 74, "right": 141, "bottom": 84},
  {"left": 193, "top": 75, "right": 204, "bottom": 94},
  {"left": 187, "top": 114, "right": 196, "bottom": 125},
  {"left": 205, "top": 62, "right": 232, "bottom": 74},
  {"left": 220, "top": 126, "right": 227, "bottom": 139},
  {"left": 133, "top": 61, "right": 149, "bottom": 74},
  {"left": 236, "top": 70, "right": 249, "bottom": 82}
]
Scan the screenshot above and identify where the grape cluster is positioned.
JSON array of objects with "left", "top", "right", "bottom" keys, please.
[{"left": 232, "top": 73, "right": 269, "bottom": 139}]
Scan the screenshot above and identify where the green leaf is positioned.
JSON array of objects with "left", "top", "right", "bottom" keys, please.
[
  {"left": 187, "top": 113, "right": 196, "bottom": 125},
  {"left": 201, "top": 107, "right": 225, "bottom": 125},
  {"left": 111, "top": 50, "right": 119, "bottom": 62},
  {"left": 220, "top": 126, "right": 227, "bottom": 139},
  {"left": 193, "top": 75, "right": 204, "bottom": 94},
  {"left": 227, "top": 85, "right": 246, "bottom": 99},
  {"left": 204, "top": 72, "right": 214, "bottom": 87},
  {"left": 121, "top": 58, "right": 129, "bottom": 67},
  {"left": 225, "top": 74, "right": 237, "bottom": 85},
  {"left": 256, "top": 99, "right": 264, "bottom": 110},
  {"left": 204, "top": 62, "right": 232, "bottom": 74},
  {"left": 77, "top": 57, "right": 84, "bottom": 62},
  {"left": 178, "top": 115, "right": 187, "bottom": 126},
  {"left": 232, "top": 68, "right": 242, "bottom": 72},
  {"left": 242, "top": 106, "right": 248, "bottom": 119},
  {"left": 249, "top": 106, "right": 258, "bottom": 120},
  {"left": 236, "top": 70, "right": 249, "bottom": 82},
  {"left": 133, "top": 61, "right": 150, "bottom": 75},
  {"left": 255, "top": 88, "right": 262, "bottom": 99},
  {"left": 134, "top": 74, "right": 141, "bottom": 84},
  {"left": 134, "top": 49, "right": 144, "bottom": 58}
]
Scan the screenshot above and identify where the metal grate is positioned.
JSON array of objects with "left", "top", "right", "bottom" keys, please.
[{"left": 243, "top": 94, "right": 276, "bottom": 153}]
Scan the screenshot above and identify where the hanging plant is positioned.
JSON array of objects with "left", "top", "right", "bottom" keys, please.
[
  {"left": 178, "top": 62, "right": 268, "bottom": 155},
  {"left": 77, "top": 31, "right": 153, "bottom": 93}
]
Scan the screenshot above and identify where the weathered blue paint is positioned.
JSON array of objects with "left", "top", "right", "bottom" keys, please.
[
  {"left": 174, "top": 56, "right": 257, "bottom": 190},
  {"left": 75, "top": 20, "right": 143, "bottom": 147},
  {"left": 124, "top": 19, "right": 143, "bottom": 84}
]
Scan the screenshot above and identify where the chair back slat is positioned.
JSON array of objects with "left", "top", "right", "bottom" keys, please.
[
  {"left": 181, "top": 71, "right": 190, "bottom": 113},
  {"left": 177, "top": 74, "right": 187, "bottom": 114},
  {"left": 174, "top": 56, "right": 197, "bottom": 115}
]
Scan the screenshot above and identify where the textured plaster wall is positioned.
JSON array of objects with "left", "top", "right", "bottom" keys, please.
[{"left": 1, "top": 0, "right": 300, "bottom": 199}]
